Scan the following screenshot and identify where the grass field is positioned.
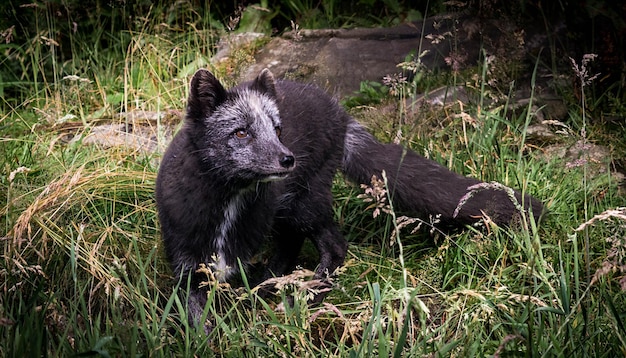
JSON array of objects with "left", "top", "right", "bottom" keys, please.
[{"left": 1, "top": 2, "right": 625, "bottom": 356}]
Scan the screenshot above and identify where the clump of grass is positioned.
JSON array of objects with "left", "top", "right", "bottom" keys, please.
[{"left": 577, "top": 207, "right": 626, "bottom": 291}]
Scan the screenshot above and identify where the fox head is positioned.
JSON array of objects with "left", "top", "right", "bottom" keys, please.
[{"left": 185, "top": 69, "right": 295, "bottom": 183}]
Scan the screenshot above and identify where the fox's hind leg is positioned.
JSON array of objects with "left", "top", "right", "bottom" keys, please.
[
  {"left": 264, "top": 219, "right": 347, "bottom": 304},
  {"left": 265, "top": 222, "right": 306, "bottom": 278},
  {"left": 265, "top": 185, "right": 348, "bottom": 303},
  {"left": 268, "top": 219, "right": 347, "bottom": 278},
  {"left": 308, "top": 223, "right": 348, "bottom": 303}
]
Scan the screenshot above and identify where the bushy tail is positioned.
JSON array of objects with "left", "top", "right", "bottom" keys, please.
[{"left": 341, "top": 119, "right": 543, "bottom": 227}]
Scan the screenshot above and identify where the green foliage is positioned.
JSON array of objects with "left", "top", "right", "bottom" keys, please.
[
  {"left": 236, "top": 1, "right": 280, "bottom": 34},
  {"left": 341, "top": 81, "right": 389, "bottom": 108},
  {"left": 0, "top": 0, "right": 221, "bottom": 116},
  {"left": 277, "top": 0, "right": 422, "bottom": 29}
]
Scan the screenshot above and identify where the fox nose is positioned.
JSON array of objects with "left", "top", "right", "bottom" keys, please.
[{"left": 279, "top": 155, "right": 295, "bottom": 169}]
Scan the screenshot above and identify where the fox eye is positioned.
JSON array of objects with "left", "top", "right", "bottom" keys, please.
[
  {"left": 234, "top": 129, "right": 248, "bottom": 139},
  {"left": 275, "top": 127, "right": 282, "bottom": 137}
]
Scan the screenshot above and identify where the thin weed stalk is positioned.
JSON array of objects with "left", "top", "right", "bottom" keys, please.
[
  {"left": 382, "top": 170, "right": 408, "bottom": 291},
  {"left": 569, "top": 53, "right": 600, "bottom": 287},
  {"left": 517, "top": 52, "right": 541, "bottom": 175}
]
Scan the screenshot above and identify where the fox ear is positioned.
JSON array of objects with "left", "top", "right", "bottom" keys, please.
[
  {"left": 251, "top": 68, "right": 277, "bottom": 98},
  {"left": 187, "top": 69, "right": 226, "bottom": 120}
]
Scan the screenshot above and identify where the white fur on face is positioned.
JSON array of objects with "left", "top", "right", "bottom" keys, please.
[
  {"left": 203, "top": 89, "right": 293, "bottom": 178},
  {"left": 210, "top": 89, "right": 281, "bottom": 139}
]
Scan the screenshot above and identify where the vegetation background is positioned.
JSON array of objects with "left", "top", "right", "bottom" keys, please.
[{"left": 1, "top": 0, "right": 625, "bottom": 356}]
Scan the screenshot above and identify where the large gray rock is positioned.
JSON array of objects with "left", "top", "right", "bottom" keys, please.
[{"left": 238, "top": 14, "right": 487, "bottom": 97}]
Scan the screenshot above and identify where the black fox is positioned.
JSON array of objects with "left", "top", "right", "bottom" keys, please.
[{"left": 155, "top": 68, "right": 543, "bottom": 328}]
